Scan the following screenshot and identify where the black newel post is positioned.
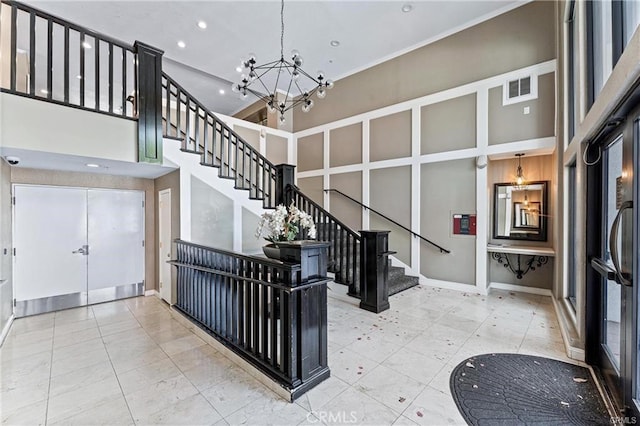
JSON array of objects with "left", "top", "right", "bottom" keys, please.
[
  {"left": 275, "top": 164, "right": 296, "bottom": 206},
  {"left": 134, "top": 41, "right": 164, "bottom": 164},
  {"left": 359, "top": 230, "right": 392, "bottom": 313}
]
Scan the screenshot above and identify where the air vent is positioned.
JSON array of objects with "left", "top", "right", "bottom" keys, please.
[{"left": 503, "top": 75, "right": 537, "bottom": 105}]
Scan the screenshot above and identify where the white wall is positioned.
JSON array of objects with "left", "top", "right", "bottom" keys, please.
[{"left": 0, "top": 93, "right": 137, "bottom": 162}]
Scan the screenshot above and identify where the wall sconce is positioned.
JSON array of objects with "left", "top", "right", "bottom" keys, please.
[{"left": 514, "top": 153, "right": 526, "bottom": 188}]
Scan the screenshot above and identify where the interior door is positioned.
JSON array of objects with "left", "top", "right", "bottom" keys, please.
[
  {"left": 158, "top": 189, "right": 172, "bottom": 303},
  {"left": 87, "top": 189, "right": 145, "bottom": 304},
  {"left": 13, "top": 185, "right": 145, "bottom": 317},
  {"left": 587, "top": 108, "right": 638, "bottom": 418},
  {"left": 13, "top": 185, "right": 88, "bottom": 316}
]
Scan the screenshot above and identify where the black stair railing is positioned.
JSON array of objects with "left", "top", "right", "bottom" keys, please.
[
  {"left": 0, "top": 0, "right": 137, "bottom": 119},
  {"left": 285, "top": 184, "right": 361, "bottom": 295},
  {"left": 324, "top": 188, "right": 451, "bottom": 254},
  {"left": 170, "top": 239, "right": 330, "bottom": 401},
  {"left": 161, "top": 72, "right": 277, "bottom": 209}
]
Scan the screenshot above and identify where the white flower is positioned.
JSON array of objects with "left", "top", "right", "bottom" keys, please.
[{"left": 255, "top": 202, "right": 317, "bottom": 243}]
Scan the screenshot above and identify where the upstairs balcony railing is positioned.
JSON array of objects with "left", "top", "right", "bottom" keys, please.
[{"left": 0, "top": 0, "right": 137, "bottom": 119}]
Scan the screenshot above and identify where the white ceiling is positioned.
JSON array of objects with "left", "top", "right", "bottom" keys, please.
[{"left": 25, "top": 0, "right": 527, "bottom": 116}]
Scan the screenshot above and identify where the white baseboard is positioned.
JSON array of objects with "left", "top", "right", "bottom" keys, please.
[
  {"left": 0, "top": 314, "right": 15, "bottom": 347},
  {"left": 489, "top": 281, "right": 553, "bottom": 297},
  {"left": 419, "top": 275, "right": 487, "bottom": 295},
  {"left": 144, "top": 289, "right": 159, "bottom": 297},
  {"left": 551, "top": 296, "right": 586, "bottom": 362}
]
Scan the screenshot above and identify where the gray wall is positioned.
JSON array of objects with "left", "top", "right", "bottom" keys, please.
[
  {"left": 242, "top": 207, "right": 263, "bottom": 254},
  {"left": 297, "top": 176, "right": 324, "bottom": 207},
  {"left": 266, "top": 134, "right": 288, "bottom": 165},
  {"left": 0, "top": 160, "right": 12, "bottom": 339},
  {"left": 297, "top": 133, "right": 323, "bottom": 172},
  {"left": 369, "top": 166, "right": 411, "bottom": 265},
  {"left": 488, "top": 72, "right": 556, "bottom": 144},
  {"left": 420, "top": 159, "right": 476, "bottom": 285},
  {"left": 421, "top": 94, "right": 476, "bottom": 154},
  {"left": 370, "top": 111, "right": 411, "bottom": 161},
  {"left": 293, "top": 1, "right": 555, "bottom": 131},
  {"left": 330, "top": 124, "right": 362, "bottom": 167},
  {"left": 329, "top": 172, "right": 362, "bottom": 232}
]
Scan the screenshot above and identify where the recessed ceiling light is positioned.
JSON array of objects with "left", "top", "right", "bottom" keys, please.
[
  {"left": 401, "top": 4, "right": 413, "bottom": 13},
  {"left": 330, "top": 40, "right": 340, "bottom": 47},
  {"left": 177, "top": 40, "right": 186, "bottom": 49},
  {"left": 82, "top": 41, "right": 92, "bottom": 49},
  {"left": 236, "top": 66, "right": 243, "bottom": 73},
  {"left": 86, "top": 163, "right": 100, "bottom": 168},
  {"left": 197, "top": 20, "right": 207, "bottom": 29},
  {"left": 219, "top": 89, "right": 225, "bottom": 95}
]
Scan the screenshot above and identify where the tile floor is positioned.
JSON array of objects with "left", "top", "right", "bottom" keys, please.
[{"left": 1, "top": 283, "right": 569, "bottom": 425}]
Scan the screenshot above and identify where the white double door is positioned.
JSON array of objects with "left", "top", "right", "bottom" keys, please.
[{"left": 13, "top": 185, "right": 145, "bottom": 317}]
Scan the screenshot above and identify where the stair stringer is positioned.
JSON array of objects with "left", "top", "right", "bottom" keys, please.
[
  {"left": 163, "top": 137, "right": 270, "bottom": 254},
  {"left": 388, "top": 255, "right": 487, "bottom": 295}
]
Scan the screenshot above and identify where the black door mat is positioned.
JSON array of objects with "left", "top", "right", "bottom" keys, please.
[{"left": 450, "top": 353, "right": 610, "bottom": 425}]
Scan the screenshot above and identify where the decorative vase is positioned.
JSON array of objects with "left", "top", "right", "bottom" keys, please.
[{"left": 262, "top": 243, "right": 281, "bottom": 260}]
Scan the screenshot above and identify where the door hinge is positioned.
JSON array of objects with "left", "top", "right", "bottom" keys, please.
[
  {"left": 142, "top": 240, "right": 145, "bottom": 247},
  {"left": 142, "top": 200, "right": 145, "bottom": 208},
  {"left": 12, "top": 196, "right": 15, "bottom": 205},
  {"left": 13, "top": 298, "right": 16, "bottom": 307},
  {"left": 13, "top": 248, "right": 16, "bottom": 256}
]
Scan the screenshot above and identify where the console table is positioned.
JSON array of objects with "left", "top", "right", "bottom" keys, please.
[{"left": 487, "top": 245, "right": 555, "bottom": 279}]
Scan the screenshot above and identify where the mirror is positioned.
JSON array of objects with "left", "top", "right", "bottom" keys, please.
[{"left": 493, "top": 181, "right": 548, "bottom": 241}]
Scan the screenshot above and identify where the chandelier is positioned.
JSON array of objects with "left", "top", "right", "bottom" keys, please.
[
  {"left": 514, "top": 153, "right": 526, "bottom": 189},
  {"left": 232, "top": 0, "right": 333, "bottom": 123}
]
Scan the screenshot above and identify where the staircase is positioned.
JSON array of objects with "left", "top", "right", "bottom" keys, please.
[{"left": 0, "top": 0, "right": 421, "bottom": 301}]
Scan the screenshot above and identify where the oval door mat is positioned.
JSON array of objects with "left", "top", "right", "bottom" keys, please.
[{"left": 450, "top": 353, "right": 610, "bottom": 425}]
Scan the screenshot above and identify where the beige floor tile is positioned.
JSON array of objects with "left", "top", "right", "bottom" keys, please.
[
  {"left": 294, "top": 376, "right": 350, "bottom": 413},
  {"left": 354, "top": 364, "right": 427, "bottom": 414},
  {"left": 329, "top": 347, "right": 378, "bottom": 385},
  {"left": 143, "top": 393, "right": 222, "bottom": 425},
  {"left": 48, "top": 394, "right": 134, "bottom": 426},
  {"left": 49, "top": 359, "right": 116, "bottom": 397},
  {"left": 382, "top": 348, "right": 446, "bottom": 384},
  {"left": 200, "top": 373, "right": 272, "bottom": 417},
  {"left": 403, "top": 386, "right": 466, "bottom": 425},
  {"left": 117, "top": 357, "right": 182, "bottom": 395},
  {"left": 51, "top": 345, "right": 110, "bottom": 378},
  {"left": 169, "top": 344, "right": 219, "bottom": 372},
  {"left": 159, "top": 334, "right": 206, "bottom": 356},
  {"left": 0, "top": 397, "right": 48, "bottom": 425},
  {"left": 223, "top": 391, "right": 308, "bottom": 425},
  {"left": 46, "top": 375, "right": 122, "bottom": 424},
  {"left": 313, "top": 386, "right": 399, "bottom": 425},
  {"left": 125, "top": 375, "right": 199, "bottom": 423}
]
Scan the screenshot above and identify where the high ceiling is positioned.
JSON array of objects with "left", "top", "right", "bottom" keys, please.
[{"left": 25, "top": 0, "right": 527, "bottom": 116}]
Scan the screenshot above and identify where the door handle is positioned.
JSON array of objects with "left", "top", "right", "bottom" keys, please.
[
  {"left": 609, "top": 200, "right": 632, "bottom": 286},
  {"left": 72, "top": 245, "right": 90, "bottom": 255}
]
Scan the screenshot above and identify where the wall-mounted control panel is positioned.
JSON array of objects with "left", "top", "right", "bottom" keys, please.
[{"left": 453, "top": 214, "right": 476, "bottom": 235}]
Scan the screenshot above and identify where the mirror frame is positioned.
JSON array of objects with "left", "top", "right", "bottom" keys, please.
[{"left": 493, "top": 180, "right": 548, "bottom": 242}]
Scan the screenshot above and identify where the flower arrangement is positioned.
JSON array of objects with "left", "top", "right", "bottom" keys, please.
[{"left": 255, "top": 202, "right": 317, "bottom": 243}]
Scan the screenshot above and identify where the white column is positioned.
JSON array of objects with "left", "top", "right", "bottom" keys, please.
[
  {"left": 411, "top": 106, "right": 421, "bottom": 272},
  {"left": 362, "top": 120, "right": 370, "bottom": 230},
  {"left": 475, "top": 88, "right": 489, "bottom": 294}
]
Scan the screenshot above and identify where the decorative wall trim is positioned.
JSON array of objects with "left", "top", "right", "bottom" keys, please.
[
  {"left": 294, "top": 60, "right": 557, "bottom": 294},
  {"left": 294, "top": 60, "right": 556, "bottom": 139}
]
